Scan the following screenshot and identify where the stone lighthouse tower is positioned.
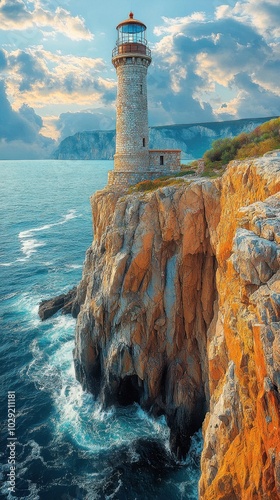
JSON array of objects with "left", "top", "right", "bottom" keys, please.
[{"left": 108, "top": 13, "right": 180, "bottom": 187}]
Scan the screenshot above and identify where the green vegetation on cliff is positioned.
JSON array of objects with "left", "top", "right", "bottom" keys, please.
[
  {"left": 130, "top": 117, "right": 280, "bottom": 190},
  {"left": 201, "top": 117, "right": 280, "bottom": 173},
  {"left": 128, "top": 176, "right": 186, "bottom": 193}
]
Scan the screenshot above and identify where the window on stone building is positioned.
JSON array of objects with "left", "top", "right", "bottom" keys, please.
[
  {"left": 143, "top": 138, "right": 146, "bottom": 147},
  {"left": 160, "top": 155, "right": 164, "bottom": 165},
  {"left": 140, "top": 84, "right": 143, "bottom": 94}
]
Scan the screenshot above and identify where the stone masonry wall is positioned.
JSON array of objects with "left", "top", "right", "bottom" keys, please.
[
  {"left": 107, "top": 169, "right": 180, "bottom": 188},
  {"left": 109, "top": 50, "right": 181, "bottom": 188},
  {"left": 149, "top": 150, "right": 181, "bottom": 172},
  {"left": 113, "top": 151, "right": 149, "bottom": 172},
  {"left": 114, "top": 57, "right": 150, "bottom": 172}
]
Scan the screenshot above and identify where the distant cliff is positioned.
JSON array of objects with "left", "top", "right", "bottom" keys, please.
[
  {"left": 51, "top": 117, "right": 274, "bottom": 160},
  {"left": 73, "top": 155, "right": 280, "bottom": 498}
]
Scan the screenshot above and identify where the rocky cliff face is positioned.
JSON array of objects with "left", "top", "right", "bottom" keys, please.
[
  {"left": 74, "top": 179, "right": 221, "bottom": 458},
  {"left": 52, "top": 130, "right": 116, "bottom": 160},
  {"left": 73, "top": 157, "right": 280, "bottom": 498},
  {"left": 200, "top": 159, "right": 280, "bottom": 499}
]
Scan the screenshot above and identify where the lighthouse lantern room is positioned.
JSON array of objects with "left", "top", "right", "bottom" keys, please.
[{"left": 112, "top": 12, "right": 151, "bottom": 57}]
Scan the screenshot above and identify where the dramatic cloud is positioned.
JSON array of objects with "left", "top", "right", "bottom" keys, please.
[
  {"left": 0, "top": 80, "right": 54, "bottom": 158},
  {"left": 225, "top": 72, "right": 280, "bottom": 118},
  {"left": 4, "top": 48, "right": 116, "bottom": 110},
  {"left": 150, "top": 1, "right": 280, "bottom": 123},
  {"left": 216, "top": 0, "right": 280, "bottom": 40},
  {"left": 0, "top": 0, "right": 93, "bottom": 40},
  {"left": 9, "top": 50, "right": 47, "bottom": 91},
  {"left": 0, "top": 0, "right": 279, "bottom": 155}
]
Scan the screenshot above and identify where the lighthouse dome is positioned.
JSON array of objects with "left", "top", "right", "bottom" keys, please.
[{"left": 116, "top": 12, "right": 148, "bottom": 46}]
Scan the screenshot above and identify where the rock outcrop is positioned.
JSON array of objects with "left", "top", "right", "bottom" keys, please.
[
  {"left": 39, "top": 287, "right": 79, "bottom": 320},
  {"left": 73, "top": 157, "right": 280, "bottom": 498}
]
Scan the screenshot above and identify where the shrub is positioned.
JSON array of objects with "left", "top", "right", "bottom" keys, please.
[{"left": 202, "top": 117, "right": 280, "bottom": 173}]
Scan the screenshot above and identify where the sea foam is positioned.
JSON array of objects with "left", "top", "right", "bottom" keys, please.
[{"left": 18, "top": 209, "right": 79, "bottom": 260}]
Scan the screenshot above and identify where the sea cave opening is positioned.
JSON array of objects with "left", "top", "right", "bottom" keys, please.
[{"left": 117, "top": 375, "right": 142, "bottom": 406}]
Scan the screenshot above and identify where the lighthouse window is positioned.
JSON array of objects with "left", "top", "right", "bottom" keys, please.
[
  {"left": 160, "top": 155, "right": 164, "bottom": 166},
  {"left": 143, "top": 138, "right": 146, "bottom": 147},
  {"left": 140, "top": 84, "right": 143, "bottom": 94}
]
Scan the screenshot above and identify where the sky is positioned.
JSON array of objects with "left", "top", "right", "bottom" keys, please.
[{"left": 0, "top": 0, "right": 279, "bottom": 158}]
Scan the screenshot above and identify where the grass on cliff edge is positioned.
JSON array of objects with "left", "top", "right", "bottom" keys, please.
[
  {"left": 196, "top": 116, "right": 280, "bottom": 174},
  {"left": 128, "top": 177, "right": 186, "bottom": 193}
]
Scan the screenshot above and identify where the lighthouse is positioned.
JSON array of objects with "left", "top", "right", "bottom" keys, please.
[{"left": 108, "top": 13, "right": 181, "bottom": 187}]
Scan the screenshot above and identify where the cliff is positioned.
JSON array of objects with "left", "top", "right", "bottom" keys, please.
[
  {"left": 200, "top": 158, "right": 280, "bottom": 499},
  {"left": 51, "top": 117, "right": 273, "bottom": 161},
  {"left": 73, "top": 157, "right": 280, "bottom": 498}
]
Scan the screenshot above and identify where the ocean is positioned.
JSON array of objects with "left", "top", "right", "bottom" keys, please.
[{"left": 0, "top": 160, "right": 202, "bottom": 499}]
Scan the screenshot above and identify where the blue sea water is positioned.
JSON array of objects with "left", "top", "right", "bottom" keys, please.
[{"left": 0, "top": 160, "right": 202, "bottom": 499}]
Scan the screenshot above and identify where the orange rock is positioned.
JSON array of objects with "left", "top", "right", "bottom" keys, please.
[
  {"left": 73, "top": 157, "right": 280, "bottom": 497},
  {"left": 200, "top": 160, "right": 280, "bottom": 499}
]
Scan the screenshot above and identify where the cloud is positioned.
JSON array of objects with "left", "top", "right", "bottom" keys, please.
[
  {"left": 0, "top": 0, "right": 31, "bottom": 24},
  {"left": 0, "top": 80, "right": 37, "bottom": 142},
  {"left": 9, "top": 50, "right": 47, "bottom": 91},
  {"left": 153, "top": 13, "right": 206, "bottom": 37},
  {"left": 0, "top": 49, "right": 7, "bottom": 70},
  {"left": 150, "top": 2, "right": 280, "bottom": 123},
  {"left": 1, "top": 0, "right": 279, "bottom": 152},
  {"left": 4, "top": 48, "right": 115, "bottom": 110},
  {"left": 20, "top": 103, "right": 43, "bottom": 128},
  {"left": 0, "top": 80, "right": 54, "bottom": 158},
  {"left": 216, "top": 0, "right": 280, "bottom": 40},
  {"left": 55, "top": 110, "right": 115, "bottom": 140},
  {"left": 0, "top": 0, "right": 93, "bottom": 41},
  {"left": 223, "top": 72, "right": 280, "bottom": 118}
]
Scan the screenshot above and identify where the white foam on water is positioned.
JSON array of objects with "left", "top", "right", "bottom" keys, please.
[
  {"left": 105, "top": 479, "right": 123, "bottom": 500},
  {"left": 136, "top": 404, "right": 170, "bottom": 440},
  {"left": 23, "top": 312, "right": 103, "bottom": 453},
  {"left": 0, "top": 292, "right": 18, "bottom": 302},
  {"left": 18, "top": 209, "right": 79, "bottom": 260},
  {"left": 184, "top": 430, "right": 203, "bottom": 467},
  {"left": 92, "top": 403, "right": 115, "bottom": 422},
  {"left": 19, "top": 209, "right": 79, "bottom": 240},
  {"left": 13, "top": 292, "right": 42, "bottom": 322},
  {"left": 26, "top": 313, "right": 76, "bottom": 392},
  {"left": 21, "top": 440, "right": 48, "bottom": 467},
  {"left": 22, "top": 290, "right": 187, "bottom": 482},
  {"left": 63, "top": 210, "right": 79, "bottom": 222},
  {"left": 20, "top": 238, "right": 46, "bottom": 259},
  {"left": 19, "top": 224, "right": 55, "bottom": 239},
  {"left": 52, "top": 314, "right": 76, "bottom": 331},
  {"left": 0, "top": 441, "right": 42, "bottom": 500},
  {"left": 65, "top": 264, "right": 83, "bottom": 269},
  {"left": 17, "top": 483, "right": 40, "bottom": 500},
  {"left": 54, "top": 381, "right": 112, "bottom": 453},
  {"left": 127, "top": 445, "right": 141, "bottom": 463}
]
